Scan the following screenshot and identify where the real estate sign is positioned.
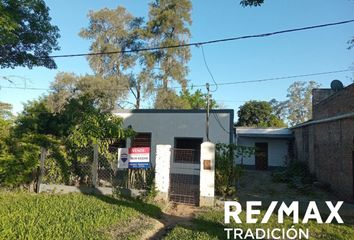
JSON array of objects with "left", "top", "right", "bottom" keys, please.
[{"left": 118, "top": 147, "right": 151, "bottom": 169}]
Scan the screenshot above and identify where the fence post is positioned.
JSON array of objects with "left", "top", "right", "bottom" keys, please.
[
  {"left": 92, "top": 144, "right": 98, "bottom": 188},
  {"left": 36, "top": 147, "right": 47, "bottom": 193}
]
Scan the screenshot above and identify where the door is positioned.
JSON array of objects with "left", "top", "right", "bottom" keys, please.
[
  {"left": 255, "top": 142, "right": 268, "bottom": 170},
  {"left": 169, "top": 138, "right": 203, "bottom": 206}
]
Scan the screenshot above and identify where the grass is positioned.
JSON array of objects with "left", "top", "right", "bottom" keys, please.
[
  {"left": 165, "top": 209, "right": 354, "bottom": 240},
  {"left": 0, "top": 192, "right": 161, "bottom": 240}
]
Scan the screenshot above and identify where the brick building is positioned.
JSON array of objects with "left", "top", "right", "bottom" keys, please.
[{"left": 292, "top": 83, "right": 354, "bottom": 202}]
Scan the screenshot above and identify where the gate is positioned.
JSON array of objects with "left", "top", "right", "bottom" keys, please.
[{"left": 169, "top": 148, "right": 200, "bottom": 206}]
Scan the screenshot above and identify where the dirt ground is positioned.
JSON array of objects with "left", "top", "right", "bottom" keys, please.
[{"left": 236, "top": 170, "right": 354, "bottom": 220}]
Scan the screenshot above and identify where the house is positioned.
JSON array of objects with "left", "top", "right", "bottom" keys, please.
[
  {"left": 292, "top": 82, "right": 354, "bottom": 202},
  {"left": 114, "top": 109, "right": 234, "bottom": 205},
  {"left": 235, "top": 127, "right": 293, "bottom": 170},
  {"left": 113, "top": 109, "right": 234, "bottom": 166}
]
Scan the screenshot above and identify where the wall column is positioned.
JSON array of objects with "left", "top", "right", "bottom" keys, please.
[
  {"left": 199, "top": 141, "right": 215, "bottom": 206},
  {"left": 155, "top": 144, "right": 171, "bottom": 202}
]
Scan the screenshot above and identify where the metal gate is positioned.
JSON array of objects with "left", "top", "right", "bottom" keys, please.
[{"left": 169, "top": 148, "right": 200, "bottom": 206}]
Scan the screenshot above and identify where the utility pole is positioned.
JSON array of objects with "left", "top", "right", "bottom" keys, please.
[{"left": 206, "top": 83, "right": 210, "bottom": 141}]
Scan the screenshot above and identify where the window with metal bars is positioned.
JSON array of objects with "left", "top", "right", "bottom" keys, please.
[
  {"left": 174, "top": 138, "right": 203, "bottom": 164},
  {"left": 131, "top": 133, "right": 151, "bottom": 148}
]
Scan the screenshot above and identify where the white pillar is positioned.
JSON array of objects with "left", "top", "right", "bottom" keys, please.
[
  {"left": 155, "top": 144, "right": 171, "bottom": 202},
  {"left": 199, "top": 141, "right": 215, "bottom": 206}
]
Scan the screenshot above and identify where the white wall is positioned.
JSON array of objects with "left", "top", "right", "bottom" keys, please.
[
  {"left": 114, "top": 111, "right": 232, "bottom": 167},
  {"left": 236, "top": 137, "right": 289, "bottom": 167}
]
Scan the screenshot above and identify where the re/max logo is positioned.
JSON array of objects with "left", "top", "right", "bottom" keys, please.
[{"left": 224, "top": 201, "right": 344, "bottom": 224}]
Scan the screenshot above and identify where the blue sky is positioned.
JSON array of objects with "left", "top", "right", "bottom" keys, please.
[{"left": 0, "top": 0, "right": 353, "bottom": 114}]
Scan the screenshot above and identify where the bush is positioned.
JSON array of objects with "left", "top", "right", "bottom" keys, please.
[
  {"left": 272, "top": 160, "right": 316, "bottom": 193},
  {"left": 215, "top": 144, "right": 250, "bottom": 197}
]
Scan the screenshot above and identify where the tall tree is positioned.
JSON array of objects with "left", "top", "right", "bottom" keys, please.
[
  {"left": 269, "top": 98, "right": 288, "bottom": 121},
  {"left": 0, "top": 0, "right": 60, "bottom": 69},
  {"left": 236, "top": 100, "right": 286, "bottom": 127},
  {"left": 146, "top": 0, "right": 192, "bottom": 106},
  {"left": 285, "top": 81, "right": 320, "bottom": 126},
  {"left": 180, "top": 89, "right": 218, "bottom": 109},
  {"left": 80, "top": 7, "right": 154, "bottom": 109}
]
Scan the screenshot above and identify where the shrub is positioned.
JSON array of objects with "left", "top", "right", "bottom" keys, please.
[
  {"left": 272, "top": 160, "right": 316, "bottom": 193},
  {"left": 215, "top": 143, "right": 254, "bottom": 197}
]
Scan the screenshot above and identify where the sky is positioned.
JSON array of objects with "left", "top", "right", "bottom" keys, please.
[{"left": 1, "top": 0, "right": 353, "bottom": 115}]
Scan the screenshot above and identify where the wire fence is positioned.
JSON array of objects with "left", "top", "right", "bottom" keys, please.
[{"left": 39, "top": 144, "right": 153, "bottom": 191}]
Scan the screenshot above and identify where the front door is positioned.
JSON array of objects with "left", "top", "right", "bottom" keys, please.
[{"left": 255, "top": 142, "right": 268, "bottom": 170}]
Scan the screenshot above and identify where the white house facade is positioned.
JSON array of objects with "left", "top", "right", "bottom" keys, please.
[
  {"left": 235, "top": 127, "right": 293, "bottom": 170},
  {"left": 113, "top": 109, "right": 234, "bottom": 166}
]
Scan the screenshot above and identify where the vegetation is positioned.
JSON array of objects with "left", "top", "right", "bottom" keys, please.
[
  {"left": 165, "top": 209, "right": 354, "bottom": 240},
  {"left": 0, "top": 78, "right": 134, "bottom": 189},
  {"left": 80, "top": 0, "right": 193, "bottom": 109},
  {"left": 272, "top": 160, "right": 316, "bottom": 193},
  {"left": 0, "top": 192, "right": 161, "bottom": 239},
  {"left": 215, "top": 143, "right": 254, "bottom": 197},
  {"left": 0, "top": 0, "right": 60, "bottom": 69},
  {"left": 285, "top": 81, "right": 320, "bottom": 126},
  {"left": 236, "top": 100, "right": 286, "bottom": 127}
]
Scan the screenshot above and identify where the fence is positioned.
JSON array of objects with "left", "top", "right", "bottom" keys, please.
[{"left": 38, "top": 144, "right": 152, "bottom": 194}]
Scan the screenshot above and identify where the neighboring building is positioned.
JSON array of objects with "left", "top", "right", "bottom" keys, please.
[
  {"left": 292, "top": 83, "right": 354, "bottom": 202},
  {"left": 113, "top": 109, "right": 234, "bottom": 166},
  {"left": 235, "top": 127, "right": 293, "bottom": 170}
]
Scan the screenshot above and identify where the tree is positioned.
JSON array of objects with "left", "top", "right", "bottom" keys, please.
[
  {"left": 154, "top": 89, "right": 189, "bottom": 109},
  {"left": 180, "top": 89, "right": 218, "bottom": 109},
  {"left": 0, "top": 0, "right": 60, "bottom": 69},
  {"left": 0, "top": 102, "right": 13, "bottom": 119},
  {"left": 240, "top": 0, "right": 264, "bottom": 7},
  {"left": 269, "top": 98, "right": 288, "bottom": 121},
  {"left": 146, "top": 0, "right": 192, "bottom": 106},
  {"left": 47, "top": 72, "right": 125, "bottom": 112},
  {"left": 285, "top": 81, "right": 320, "bottom": 126},
  {"left": 80, "top": 7, "right": 154, "bottom": 109},
  {"left": 236, "top": 100, "right": 286, "bottom": 127}
]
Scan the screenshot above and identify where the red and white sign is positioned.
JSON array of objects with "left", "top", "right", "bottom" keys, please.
[
  {"left": 118, "top": 147, "right": 151, "bottom": 169},
  {"left": 129, "top": 147, "right": 150, "bottom": 168}
]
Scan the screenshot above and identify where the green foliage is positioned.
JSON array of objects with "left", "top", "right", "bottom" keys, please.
[
  {"left": 272, "top": 160, "right": 316, "bottom": 193},
  {"left": 236, "top": 100, "right": 286, "bottom": 127},
  {"left": 147, "top": 0, "right": 192, "bottom": 90},
  {"left": 0, "top": 0, "right": 60, "bottom": 69},
  {"left": 80, "top": 7, "right": 153, "bottom": 109},
  {"left": 0, "top": 101, "right": 13, "bottom": 119},
  {"left": 180, "top": 89, "right": 218, "bottom": 109},
  {"left": 240, "top": 0, "right": 264, "bottom": 7},
  {"left": 215, "top": 143, "right": 254, "bottom": 197},
  {"left": 0, "top": 140, "right": 39, "bottom": 188},
  {"left": 154, "top": 88, "right": 190, "bottom": 109},
  {"left": 1, "top": 82, "right": 133, "bottom": 188},
  {"left": 79, "top": 1, "right": 192, "bottom": 108},
  {"left": 0, "top": 192, "right": 161, "bottom": 239},
  {"left": 285, "top": 81, "right": 320, "bottom": 126}
]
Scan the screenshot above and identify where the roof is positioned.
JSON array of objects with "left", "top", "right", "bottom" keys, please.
[
  {"left": 113, "top": 109, "right": 234, "bottom": 114},
  {"left": 235, "top": 127, "right": 293, "bottom": 138},
  {"left": 291, "top": 111, "right": 354, "bottom": 129}
]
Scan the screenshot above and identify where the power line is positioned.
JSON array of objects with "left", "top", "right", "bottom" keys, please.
[
  {"left": 0, "top": 68, "right": 352, "bottom": 91},
  {"left": 47, "top": 19, "right": 354, "bottom": 59},
  {"left": 211, "top": 69, "right": 352, "bottom": 87},
  {"left": 212, "top": 112, "right": 230, "bottom": 134},
  {"left": 200, "top": 45, "right": 218, "bottom": 92}
]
